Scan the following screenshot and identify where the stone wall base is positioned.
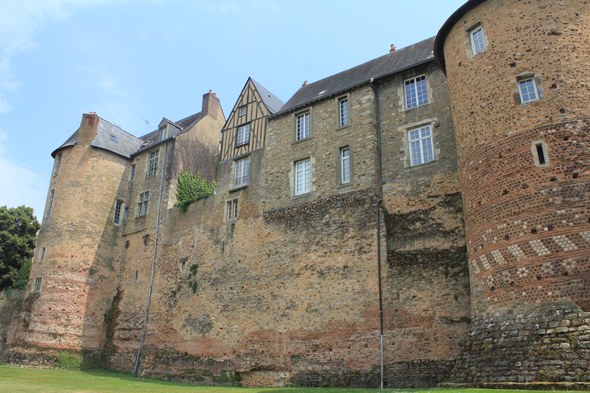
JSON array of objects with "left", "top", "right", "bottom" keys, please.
[{"left": 440, "top": 382, "right": 590, "bottom": 391}]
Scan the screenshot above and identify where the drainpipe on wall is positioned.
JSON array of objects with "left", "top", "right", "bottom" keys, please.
[
  {"left": 370, "top": 79, "right": 385, "bottom": 390},
  {"left": 134, "top": 140, "right": 169, "bottom": 376}
]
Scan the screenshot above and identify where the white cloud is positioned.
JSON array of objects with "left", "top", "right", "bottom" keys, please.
[{"left": 0, "top": 127, "right": 49, "bottom": 220}]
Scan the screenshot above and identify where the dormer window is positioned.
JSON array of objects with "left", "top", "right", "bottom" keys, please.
[{"left": 158, "top": 127, "right": 167, "bottom": 142}]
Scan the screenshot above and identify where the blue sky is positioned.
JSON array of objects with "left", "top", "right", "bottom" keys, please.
[{"left": 0, "top": 0, "right": 466, "bottom": 219}]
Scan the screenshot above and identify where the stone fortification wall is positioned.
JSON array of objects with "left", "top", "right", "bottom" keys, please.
[{"left": 440, "top": 0, "right": 590, "bottom": 382}]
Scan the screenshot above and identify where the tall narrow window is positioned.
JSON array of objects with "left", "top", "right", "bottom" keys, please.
[
  {"left": 532, "top": 141, "right": 549, "bottom": 167},
  {"left": 470, "top": 27, "right": 486, "bottom": 55},
  {"left": 405, "top": 76, "right": 428, "bottom": 109},
  {"left": 39, "top": 247, "right": 46, "bottom": 262},
  {"left": 341, "top": 148, "right": 350, "bottom": 183},
  {"left": 226, "top": 200, "right": 238, "bottom": 220},
  {"left": 235, "top": 158, "right": 249, "bottom": 187},
  {"left": 137, "top": 191, "right": 149, "bottom": 217},
  {"left": 34, "top": 277, "right": 42, "bottom": 293},
  {"left": 146, "top": 150, "right": 159, "bottom": 177},
  {"left": 114, "top": 201, "right": 123, "bottom": 225},
  {"left": 408, "top": 126, "right": 434, "bottom": 166},
  {"left": 236, "top": 124, "right": 250, "bottom": 146},
  {"left": 123, "top": 207, "right": 129, "bottom": 222},
  {"left": 129, "top": 164, "right": 136, "bottom": 181},
  {"left": 519, "top": 79, "right": 538, "bottom": 103},
  {"left": 339, "top": 98, "right": 349, "bottom": 127},
  {"left": 295, "top": 159, "right": 311, "bottom": 195},
  {"left": 46, "top": 189, "right": 55, "bottom": 218},
  {"left": 158, "top": 127, "right": 167, "bottom": 142},
  {"left": 296, "top": 112, "right": 310, "bottom": 140},
  {"left": 53, "top": 153, "right": 62, "bottom": 176}
]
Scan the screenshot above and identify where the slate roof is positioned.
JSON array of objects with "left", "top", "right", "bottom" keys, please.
[
  {"left": 251, "top": 78, "right": 284, "bottom": 114},
  {"left": 51, "top": 117, "right": 143, "bottom": 158},
  {"left": 273, "top": 37, "right": 436, "bottom": 117}
]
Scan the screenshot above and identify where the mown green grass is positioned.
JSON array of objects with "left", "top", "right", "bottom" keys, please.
[{"left": 0, "top": 365, "right": 577, "bottom": 393}]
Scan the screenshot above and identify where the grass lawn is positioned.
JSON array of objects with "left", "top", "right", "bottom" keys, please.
[{"left": 0, "top": 365, "right": 577, "bottom": 393}]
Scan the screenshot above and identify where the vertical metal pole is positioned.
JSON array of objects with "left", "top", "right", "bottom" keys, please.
[{"left": 134, "top": 141, "right": 168, "bottom": 375}]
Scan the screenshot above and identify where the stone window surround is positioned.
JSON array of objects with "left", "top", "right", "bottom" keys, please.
[
  {"left": 336, "top": 94, "right": 351, "bottom": 130},
  {"left": 39, "top": 247, "right": 46, "bottom": 262},
  {"left": 397, "top": 69, "right": 434, "bottom": 112},
  {"left": 512, "top": 72, "right": 545, "bottom": 106},
  {"left": 225, "top": 197, "right": 239, "bottom": 222},
  {"left": 53, "top": 152, "right": 62, "bottom": 177},
  {"left": 336, "top": 142, "right": 354, "bottom": 189},
  {"left": 404, "top": 75, "right": 429, "bottom": 110},
  {"left": 129, "top": 163, "right": 136, "bottom": 181},
  {"left": 114, "top": 200, "right": 124, "bottom": 226},
  {"left": 146, "top": 148, "right": 160, "bottom": 178},
  {"left": 531, "top": 140, "right": 550, "bottom": 168},
  {"left": 230, "top": 153, "right": 250, "bottom": 192},
  {"left": 137, "top": 190, "right": 150, "bottom": 217},
  {"left": 45, "top": 188, "right": 55, "bottom": 218},
  {"left": 465, "top": 21, "right": 489, "bottom": 59},
  {"left": 399, "top": 118, "right": 440, "bottom": 169},
  {"left": 293, "top": 108, "right": 313, "bottom": 144},
  {"left": 34, "top": 277, "right": 42, "bottom": 293},
  {"left": 289, "top": 155, "right": 315, "bottom": 199}
]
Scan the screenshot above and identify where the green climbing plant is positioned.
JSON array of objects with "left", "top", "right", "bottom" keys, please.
[{"left": 174, "top": 169, "right": 216, "bottom": 212}]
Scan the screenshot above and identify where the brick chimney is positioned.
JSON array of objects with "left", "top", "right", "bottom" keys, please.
[
  {"left": 390, "top": 44, "right": 396, "bottom": 53},
  {"left": 202, "top": 90, "right": 220, "bottom": 121}
]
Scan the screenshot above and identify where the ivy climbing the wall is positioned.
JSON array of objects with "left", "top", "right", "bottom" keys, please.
[{"left": 174, "top": 170, "right": 216, "bottom": 212}]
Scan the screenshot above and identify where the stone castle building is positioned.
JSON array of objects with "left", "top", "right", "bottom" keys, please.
[{"left": 2, "top": 0, "right": 589, "bottom": 387}]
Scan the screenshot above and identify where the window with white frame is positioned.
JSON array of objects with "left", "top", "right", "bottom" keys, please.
[
  {"left": 227, "top": 199, "right": 238, "bottom": 220},
  {"left": 236, "top": 124, "right": 250, "bottom": 146},
  {"left": 341, "top": 148, "right": 351, "bottom": 184},
  {"left": 146, "top": 150, "right": 159, "bottom": 177},
  {"left": 158, "top": 127, "right": 166, "bottom": 142},
  {"left": 339, "top": 98, "right": 349, "bottom": 127},
  {"left": 234, "top": 158, "right": 249, "bottom": 187},
  {"left": 39, "top": 247, "right": 46, "bottom": 262},
  {"left": 137, "top": 191, "right": 149, "bottom": 217},
  {"left": 518, "top": 79, "right": 538, "bottom": 103},
  {"left": 53, "top": 153, "right": 62, "bottom": 176},
  {"left": 405, "top": 75, "right": 428, "bottom": 109},
  {"left": 296, "top": 112, "right": 310, "bottom": 140},
  {"left": 129, "top": 164, "right": 136, "bottom": 181},
  {"left": 295, "top": 159, "right": 311, "bottom": 195},
  {"left": 114, "top": 200, "right": 123, "bottom": 225},
  {"left": 238, "top": 106, "right": 247, "bottom": 118},
  {"left": 34, "top": 277, "right": 42, "bottom": 293},
  {"left": 46, "top": 189, "right": 55, "bottom": 218},
  {"left": 470, "top": 27, "right": 486, "bottom": 55},
  {"left": 408, "top": 126, "right": 434, "bottom": 166}
]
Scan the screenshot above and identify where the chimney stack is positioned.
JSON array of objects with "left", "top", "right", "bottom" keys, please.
[
  {"left": 202, "top": 90, "right": 220, "bottom": 121},
  {"left": 390, "top": 44, "right": 396, "bottom": 53},
  {"left": 302, "top": 81, "right": 308, "bottom": 87}
]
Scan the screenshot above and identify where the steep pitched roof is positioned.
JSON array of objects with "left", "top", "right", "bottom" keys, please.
[
  {"left": 274, "top": 37, "right": 436, "bottom": 116},
  {"left": 251, "top": 78, "right": 284, "bottom": 114},
  {"left": 51, "top": 117, "right": 143, "bottom": 158}
]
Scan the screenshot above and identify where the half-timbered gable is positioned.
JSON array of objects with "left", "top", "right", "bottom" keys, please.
[{"left": 220, "top": 78, "right": 283, "bottom": 161}]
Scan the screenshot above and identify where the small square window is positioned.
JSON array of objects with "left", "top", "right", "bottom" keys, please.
[
  {"left": 226, "top": 200, "right": 239, "bottom": 220},
  {"left": 114, "top": 200, "right": 123, "bottom": 225},
  {"left": 137, "top": 191, "right": 149, "bottom": 217},
  {"left": 341, "top": 148, "right": 351, "bottom": 184},
  {"left": 339, "top": 98, "right": 349, "bottom": 127},
  {"left": 470, "top": 27, "right": 486, "bottom": 55},
  {"left": 146, "top": 150, "right": 159, "bottom": 177},
  {"left": 53, "top": 153, "right": 62, "bottom": 177},
  {"left": 234, "top": 158, "right": 249, "bottom": 187},
  {"left": 238, "top": 106, "right": 247, "bottom": 117},
  {"left": 405, "top": 76, "right": 428, "bottom": 109},
  {"left": 236, "top": 124, "right": 250, "bottom": 147},
  {"left": 408, "top": 126, "right": 434, "bottom": 166},
  {"left": 296, "top": 112, "right": 310, "bottom": 140},
  {"left": 39, "top": 247, "right": 46, "bottom": 262},
  {"left": 519, "top": 79, "right": 538, "bottom": 103},
  {"left": 129, "top": 164, "right": 136, "bottom": 181},
  {"left": 295, "top": 159, "right": 311, "bottom": 195},
  {"left": 34, "top": 277, "right": 42, "bottom": 293}
]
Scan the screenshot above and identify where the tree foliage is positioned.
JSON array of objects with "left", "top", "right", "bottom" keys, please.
[
  {"left": 0, "top": 205, "right": 40, "bottom": 289},
  {"left": 174, "top": 169, "right": 216, "bottom": 212}
]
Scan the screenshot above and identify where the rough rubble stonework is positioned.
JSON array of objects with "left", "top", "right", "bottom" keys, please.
[{"left": 2, "top": 0, "right": 589, "bottom": 388}]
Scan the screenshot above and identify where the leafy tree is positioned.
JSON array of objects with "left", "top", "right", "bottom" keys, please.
[
  {"left": 174, "top": 169, "right": 216, "bottom": 212},
  {"left": 0, "top": 206, "right": 40, "bottom": 289},
  {"left": 12, "top": 258, "right": 32, "bottom": 289}
]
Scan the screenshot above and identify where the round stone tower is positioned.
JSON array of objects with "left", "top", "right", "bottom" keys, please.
[
  {"left": 14, "top": 113, "right": 130, "bottom": 354},
  {"left": 435, "top": 0, "right": 590, "bottom": 383}
]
